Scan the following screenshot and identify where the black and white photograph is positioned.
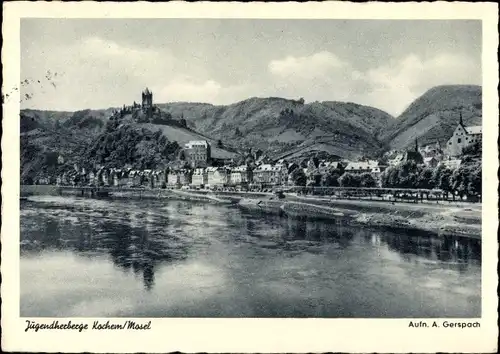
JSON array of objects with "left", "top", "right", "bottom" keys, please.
[{"left": 2, "top": 2, "right": 498, "bottom": 353}]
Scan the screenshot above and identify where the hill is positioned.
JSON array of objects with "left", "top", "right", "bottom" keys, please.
[
  {"left": 382, "top": 85, "right": 482, "bottom": 150},
  {"left": 19, "top": 106, "right": 240, "bottom": 183},
  {"left": 157, "top": 98, "right": 395, "bottom": 160}
]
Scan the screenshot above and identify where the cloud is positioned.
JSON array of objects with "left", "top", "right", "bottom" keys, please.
[
  {"left": 156, "top": 78, "right": 222, "bottom": 103},
  {"left": 361, "top": 53, "right": 480, "bottom": 115},
  {"left": 21, "top": 40, "right": 480, "bottom": 116},
  {"left": 269, "top": 51, "right": 347, "bottom": 79},
  {"left": 21, "top": 37, "right": 177, "bottom": 110},
  {"left": 155, "top": 77, "right": 255, "bottom": 105},
  {"left": 266, "top": 51, "right": 480, "bottom": 116}
]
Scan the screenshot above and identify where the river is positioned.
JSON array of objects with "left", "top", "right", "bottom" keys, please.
[{"left": 20, "top": 196, "right": 481, "bottom": 318}]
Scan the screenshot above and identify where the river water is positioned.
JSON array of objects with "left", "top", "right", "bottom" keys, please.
[{"left": 20, "top": 196, "right": 481, "bottom": 318}]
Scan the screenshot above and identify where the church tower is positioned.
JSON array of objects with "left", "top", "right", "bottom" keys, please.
[{"left": 141, "top": 88, "right": 153, "bottom": 118}]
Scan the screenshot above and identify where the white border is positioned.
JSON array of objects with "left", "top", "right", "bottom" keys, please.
[{"left": 2, "top": 2, "right": 498, "bottom": 353}]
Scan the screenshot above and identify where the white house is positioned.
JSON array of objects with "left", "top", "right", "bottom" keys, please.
[
  {"left": 167, "top": 171, "right": 179, "bottom": 186},
  {"left": 230, "top": 165, "right": 252, "bottom": 185},
  {"left": 445, "top": 113, "right": 482, "bottom": 157},
  {"left": 344, "top": 161, "right": 380, "bottom": 174},
  {"left": 207, "top": 167, "right": 230, "bottom": 186},
  {"left": 191, "top": 168, "right": 208, "bottom": 186}
]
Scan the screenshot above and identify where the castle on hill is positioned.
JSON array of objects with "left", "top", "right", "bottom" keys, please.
[
  {"left": 111, "top": 88, "right": 186, "bottom": 128},
  {"left": 141, "top": 87, "right": 153, "bottom": 118}
]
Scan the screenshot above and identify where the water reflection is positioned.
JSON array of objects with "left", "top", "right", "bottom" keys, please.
[
  {"left": 21, "top": 198, "right": 190, "bottom": 291},
  {"left": 20, "top": 197, "right": 481, "bottom": 317}
]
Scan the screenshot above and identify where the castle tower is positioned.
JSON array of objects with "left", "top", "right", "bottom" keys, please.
[{"left": 141, "top": 88, "right": 153, "bottom": 118}]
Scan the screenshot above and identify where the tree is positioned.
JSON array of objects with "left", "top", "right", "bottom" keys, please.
[
  {"left": 381, "top": 165, "right": 400, "bottom": 188},
  {"left": 339, "top": 173, "right": 361, "bottom": 187},
  {"left": 438, "top": 167, "right": 454, "bottom": 198},
  {"left": 467, "top": 165, "right": 482, "bottom": 198},
  {"left": 462, "top": 140, "right": 481, "bottom": 157},
  {"left": 396, "top": 160, "right": 420, "bottom": 188},
  {"left": 321, "top": 170, "right": 341, "bottom": 187},
  {"left": 290, "top": 168, "right": 306, "bottom": 186},
  {"left": 307, "top": 168, "right": 322, "bottom": 187},
  {"left": 417, "top": 167, "right": 435, "bottom": 189},
  {"left": 360, "top": 173, "right": 377, "bottom": 188},
  {"left": 217, "top": 139, "right": 224, "bottom": 148}
]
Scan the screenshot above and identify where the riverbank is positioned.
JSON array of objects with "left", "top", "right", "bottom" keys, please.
[
  {"left": 239, "top": 194, "right": 481, "bottom": 239},
  {"left": 20, "top": 185, "right": 481, "bottom": 239}
]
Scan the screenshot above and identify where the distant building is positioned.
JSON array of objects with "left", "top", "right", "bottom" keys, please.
[
  {"left": 445, "top": 113, "right": 482, "bottom": 157},
  {"left": 184, "top": 140, "right": 211, "bottom": 168}
]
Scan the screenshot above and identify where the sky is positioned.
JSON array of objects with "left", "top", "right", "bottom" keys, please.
[{"left": 20, "top": 19, "right": 481, "bottom": 116}]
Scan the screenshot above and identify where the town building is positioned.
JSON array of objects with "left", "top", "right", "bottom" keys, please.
[
  {"left": 423, "top": 156, "right": 439, "bottom": 168},
  {"left": 184, "top": 140, "right": 211, "bottom": 168},
  {"left": 445, "top": 113, "right": 482, "bottom": 157},
  {"left": 128, "top": 170, "right": 142, "bottom": 187},
  {"left": 344, "top": 160, "right": 381, "bottom": 175},
  {"left": 442, "top": 159, "right": 462, "bottom": 170},
  {"left": 402, "top": 140, "right": 424, "bottom": 165},
  {"left": 230, "top": 165, "right": 252, "bottom": 185},
  {"left": 178, "top": 169, "right": 192, "bottom": 185},
  {"left": 167, "top": 171, "right": 180, "bottom": 186},
  {"left": 192, "top": 168, "right": 208, "bottom": 186},
  {"left": 388, "top": 153, "right": 404, "bottom": 167},
  {"left": 419, "top": 141, "right": 443, "bottom": 159},
  {"left": 274, "top": 159, "right": 289, "bottom": 186},
  {"left": 206, "top": 167, "right": 230, "bottom": 186},
  {"left": 253, "top": 163, "right": 287, "bottom": 186}
]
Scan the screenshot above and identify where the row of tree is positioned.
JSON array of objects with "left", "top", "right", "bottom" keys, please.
[
  {"left": 380, "top": 159, "right": 481, "bottom": 197},
  {"left": 286, "top": 158, "right": 481, "bottom": 198},
  {"left": 288, "top": 167, "right": 377, "bottom": 188}
]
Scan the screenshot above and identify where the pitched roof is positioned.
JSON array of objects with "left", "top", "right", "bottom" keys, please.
[
  {"left": 345, "top": 162, "right": 373, "bottom": 170},
  {"left": 185, "top": 140, "right": 209, "bottom": 148},
  {"left": 465, "top": 126, "right": 482, "bottom": 135}
]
